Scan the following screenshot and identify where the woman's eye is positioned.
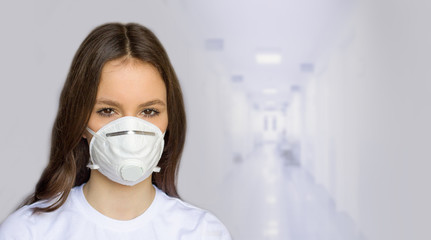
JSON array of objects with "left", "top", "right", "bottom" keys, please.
[
  {"left": 96, "top": 108, "right": 115, "bottom": 117},
  {"left": 142, "top": 109, "right": 160, "bottom": 117}
]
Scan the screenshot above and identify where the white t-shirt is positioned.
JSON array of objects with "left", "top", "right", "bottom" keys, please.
[{"left": 0, "top": 184, "right": 231, "bottom": 240}]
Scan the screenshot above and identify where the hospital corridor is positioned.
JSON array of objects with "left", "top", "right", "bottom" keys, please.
[
  {"left": 216, "top": 91, "right": 364, "bottom": 240},
  {"left": 175, "top": 1, "right": 431, "bottom": 239}
]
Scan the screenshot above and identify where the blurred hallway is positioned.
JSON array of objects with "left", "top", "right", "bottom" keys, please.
[{"left": 224, "top": 141, "right": 363, "bottom": 240}]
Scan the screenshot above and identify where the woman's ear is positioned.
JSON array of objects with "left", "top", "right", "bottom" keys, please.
[{"left": 82, "top": 129, "right": 88, "bottom": 139}]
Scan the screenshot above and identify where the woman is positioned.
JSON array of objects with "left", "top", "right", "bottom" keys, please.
[{"left": 0, "top": 22, "right": 231, "bottom": 239}]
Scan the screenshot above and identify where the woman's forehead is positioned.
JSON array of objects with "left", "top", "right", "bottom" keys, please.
[{"left": 97, "top": 58, "right": 167, "bottom": 103}]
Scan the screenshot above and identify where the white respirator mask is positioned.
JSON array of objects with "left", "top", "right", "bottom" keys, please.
[{"left": 86, "top": 116, "right": 165, "bottom": 186}]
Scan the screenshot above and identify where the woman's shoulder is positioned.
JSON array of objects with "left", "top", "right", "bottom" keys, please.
[
  {"left": 154, "top": 187, "right": 232, "bottom": 239},
  {"left": 0, "top": 191, "right": 74, "bottom": 239},
  {"left": 0, "top": 203, "right": 41, "bottom": 239}
]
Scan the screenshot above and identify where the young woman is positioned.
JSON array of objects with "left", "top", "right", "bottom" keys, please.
[{"left": 0, "top": 22, "right": 231, "bottom": 239}]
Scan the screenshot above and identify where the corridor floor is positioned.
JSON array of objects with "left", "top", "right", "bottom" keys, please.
[{"left": 222, "top": 142, "right": 364, "bottom": 240}]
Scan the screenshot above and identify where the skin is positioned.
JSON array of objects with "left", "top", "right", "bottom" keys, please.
[{"left": 82, "top": 57, "right": 168, "bottom": 220}]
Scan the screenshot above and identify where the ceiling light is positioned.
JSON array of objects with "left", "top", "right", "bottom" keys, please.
[
  {"left": 266, "top": 195, "right": 277, "bottom": 204},
  {"left": 263, "top": 88, "right": 278, "bottom": 94},
  {"left": 256, "top": 53, "right": 282, "bottom": 65}
]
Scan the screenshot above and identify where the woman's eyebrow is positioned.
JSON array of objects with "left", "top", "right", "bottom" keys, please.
[
  {"left": 138, "top": 99, "right": 166, "bottom": 108},
  {"left": 95, "top": 98, "right": 166, "bottom": 108},
  {"left": 95, "top": 99, "right": 121, "bottom": 108}
]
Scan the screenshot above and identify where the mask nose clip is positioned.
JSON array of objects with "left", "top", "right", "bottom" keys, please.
[{"left": 106, "top": 130, "right": 156, "bottom": 137}]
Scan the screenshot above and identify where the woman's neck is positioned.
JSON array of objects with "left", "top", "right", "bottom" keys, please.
[{"left": 83, "top": 170, "right": 155, "bottom": 220}]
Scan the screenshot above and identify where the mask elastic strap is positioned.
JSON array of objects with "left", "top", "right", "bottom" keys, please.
[
  {"left": 87, "top": 163, "right": 100, "bottom": 170},
  {"left": 86, "top": 127, "right": 96, "bottom": 135},
  {"left": 86, "top": 127, "right": 101, "bottom": 170},
  {"left": 86, "top": 127, "right": 106, "bottom": 141},
  {"left": 152, "top": 132, "right": 165, "bottom": 173}
]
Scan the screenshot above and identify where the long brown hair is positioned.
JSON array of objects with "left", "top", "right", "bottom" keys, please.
[{"left": 21, "top": 22, "right": 187, "bottom": 213}]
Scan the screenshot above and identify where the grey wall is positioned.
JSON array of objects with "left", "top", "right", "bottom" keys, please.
[{"left": 300, "top": 1, "right": 431, "bottom": 239}]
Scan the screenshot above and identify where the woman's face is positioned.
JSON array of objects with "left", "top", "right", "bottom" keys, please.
[{"left": 83, "top": 58, "right": 168, "bottom": 141}]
